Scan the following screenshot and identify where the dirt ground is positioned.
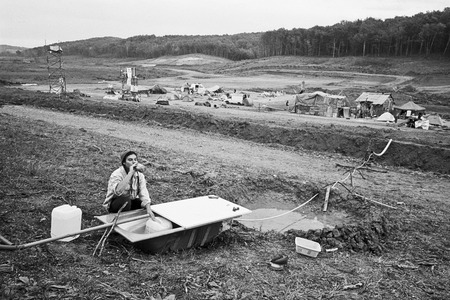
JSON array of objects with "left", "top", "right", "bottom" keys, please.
[
  {"left": 1, "top": 54, "right": 450, "bottom": 299},
  {"left": 2, "top": 103, "right": 449, "bottom": 204}
]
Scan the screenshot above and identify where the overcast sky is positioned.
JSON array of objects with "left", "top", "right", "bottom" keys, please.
[{"left": 1, "top": 0, "right": 448, "bottom": 48}]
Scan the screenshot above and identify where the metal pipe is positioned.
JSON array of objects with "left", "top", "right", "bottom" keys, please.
[{"left": 0, "top": 214, "right": 149, "bottom": 251}]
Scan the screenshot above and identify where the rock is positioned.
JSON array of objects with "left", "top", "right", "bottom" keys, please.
[
  {"left": 332, "top": 229, "right": 341, "bottom": 238},
  {"left": 323, "top": 227, "right": 332, "bottom": 234},
  {"left": 356, "top": 242, "right": 365, "bottom": 251},
  {"left": 335, "top": 241, "right": 345, "bottom": 249},
  {"left": 326, "top": 238, "right": 338, "bottom": 247}
]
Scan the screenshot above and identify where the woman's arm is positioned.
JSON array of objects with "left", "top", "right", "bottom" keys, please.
[
  {"left": 115, "top": 167, "right": 136, "bottom": 194},
  {"left": 137, "top": 172, "right": 156, "bottom": 220}
]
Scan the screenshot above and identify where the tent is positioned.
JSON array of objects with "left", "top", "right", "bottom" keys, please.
[
  {"left": 393, "top": 101, "right": 425, "bottom": 111},
  {"left": 376, "top": 112, "right": 395, "bottom": 122},
  {"left": 167, "top": 92, "right": 181, "bottom": 100},
  {"left": 427, "top": 114, "right": 444, "bottom": 126},
  {"left": 148, "top": 85, "right": 167, "bottom": 94}
]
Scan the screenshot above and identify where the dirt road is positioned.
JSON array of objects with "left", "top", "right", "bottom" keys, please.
[{"left": 3, "top": 104, "right": 449, "bottom": 209}]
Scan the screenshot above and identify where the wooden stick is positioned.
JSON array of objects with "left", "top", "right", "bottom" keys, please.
[
  {"left": 0, "top": 212, "right": 149, "bottom": 251},
  {"left": 0, "top": 234, "right": 13, "bottom": 245},
  {"left": 354, "top": 193, "right": 397, "bottom": 209},
  {"left": 93, "top": 227, "right": 109, "bottom": 256},
  {"left": 335, "top": 163, "right": 388, "bottom": 173},
  {"left": 323, "top": 186, "right": 331, "bottom": 212},
  {"left": 94, "top": 202, "right": 127, "bottom": 256}
]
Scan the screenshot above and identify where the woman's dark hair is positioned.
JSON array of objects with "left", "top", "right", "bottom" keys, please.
[{"left": 120, "top": 150, "right": 137, "bottom": 165}]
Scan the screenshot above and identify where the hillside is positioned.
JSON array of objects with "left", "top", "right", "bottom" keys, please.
[
  {"left": 16, "top": 8, "right": 450, "bottom": 61},
  {"left": 0, "top": 44, "right": 27, "bottom": 54}
]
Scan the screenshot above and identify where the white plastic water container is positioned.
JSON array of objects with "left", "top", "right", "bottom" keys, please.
[
  {"left": 51, "top": 204, "right": 82, "bottom": 242},
  {"left": 144, "top": 217, "right": 173, "bottom": 234}
]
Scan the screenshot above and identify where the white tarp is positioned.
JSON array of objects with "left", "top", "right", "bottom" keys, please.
[{"left": 415, "top": 120, "right": 430, "bottom": 130}]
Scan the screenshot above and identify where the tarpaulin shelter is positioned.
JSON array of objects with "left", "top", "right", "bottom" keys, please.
[
  {"left": 206, "top": 85, "right": 223, "bottom": 94},
  {"left": 148, "top": 85, "right": 167, "bottom": 94},
  {"left": 393, "top": 101, "right": 426, "bottom": 119},
  {"left": 181, "top": 82, "right": 190, "bottom": 93},
  {"left": 225, "top": 93, "right": 253, "bottom": 106},
  {"left": 190, "top": 83, "right": 205, "bottom": 94},
  {"left": 293, "top": 91, "right": 348, "bottom": 117},
  {"left": 355, "top": 92, "right": 394, "bottom": 117},
  {"left": 393, "top": 101, "right": 425, "bottom": 111},
  {"left": 376, "top": 112, "right": 395, "bottom": 122},
  {"left": 426, "top": 114, "right": 444, "bottom": 126}
]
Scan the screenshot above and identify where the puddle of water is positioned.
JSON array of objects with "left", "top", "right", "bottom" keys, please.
[{"left": 236, "top": 208, "right": 349, "bottom": 233}]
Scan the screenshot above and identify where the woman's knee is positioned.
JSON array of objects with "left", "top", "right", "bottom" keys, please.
[{"left": 109, "top": 197, "right": 131, "bottom": 213}]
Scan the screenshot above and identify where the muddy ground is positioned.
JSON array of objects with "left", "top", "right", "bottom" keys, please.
[{"left": 0, "top": 55, "right": 450, "bottom": 299}]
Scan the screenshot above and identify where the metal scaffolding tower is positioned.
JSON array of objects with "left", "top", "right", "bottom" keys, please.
[
  {"left": 119, "top": 67, "right": 140, "bottom": 101},
  {"left": 47, "top": 45, "right": 66, "bottom": 94}
]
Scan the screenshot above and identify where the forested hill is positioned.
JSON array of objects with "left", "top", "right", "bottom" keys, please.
[{"left": 22, "top": 8, "right": 450, "bottom": 60}]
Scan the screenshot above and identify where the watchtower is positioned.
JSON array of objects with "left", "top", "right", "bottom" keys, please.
[
  {"left": 47, "top": 45, "right": 66, "bottom": 94},
  {"left": 119, "top": 67, "right": 140, "bottom": 101}
]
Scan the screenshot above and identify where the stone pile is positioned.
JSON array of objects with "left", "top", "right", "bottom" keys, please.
[{"left": 289, "top": 217, "right": 392, "bottom": 255}]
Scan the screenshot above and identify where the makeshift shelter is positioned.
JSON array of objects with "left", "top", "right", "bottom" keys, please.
[
  {"left": 355, "top": 92, "right": 394, "bottom": 118},
  {"left": 393, "top": 101, "right": 426, "bottom": 119},
  {"left": 168, "top": 91, "right": 182, "bottom": 100},
  {"left": 293, "top": 91, "right": 348, "bottom": 117},
  {"left": 145, "top": 85, "right": 167, "bottom": 94},
  {"left": 182, "top": 95, "right": 194, "bottom": 102},
  {"left": 206, "top": 85, "right": 223, "bottom": 94},
  {"left": 393, "top": 101, "right": 425, "bottom": 112},
  {"left": 156, "top": 99, "right": 169, "bottom": 105},
  {"left": 426, "top": 114, "right": 444, "bottom": 126},
  {"left": 190, "top": 83, "right": 205, "bottom": 94},
  {"left": 376, "top": 112, "right": 395, "bottom": 122},
  {"left": 181, "top": 82, "right": 190, "bottom": 93},
  {"left": 225, "top": 93, "right": 253, "bottom": 106}
]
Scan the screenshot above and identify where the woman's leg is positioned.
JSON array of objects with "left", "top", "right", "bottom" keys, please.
[
  {"left": 108, "top": 195, "right": 132, "bottom": 213},
  {"left": 130, "top": 199, "right": 143, "bottom": 210}
]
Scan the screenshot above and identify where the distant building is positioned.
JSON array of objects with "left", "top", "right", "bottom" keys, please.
[
  {"left": 293, "top": 91, "right": 348, "bottom": 117},
  {"left": 355, "top": 92, "right": 394, "bottom": 118}
]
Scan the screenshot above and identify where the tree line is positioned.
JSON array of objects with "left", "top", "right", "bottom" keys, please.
[
  {"left": 260, "top": 8, "right": 450, "bottom": 57},
  {"left": 23, "top": 8, "right": 450, "bottom": 60}
]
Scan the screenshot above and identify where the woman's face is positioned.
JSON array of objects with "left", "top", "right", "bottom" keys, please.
[{"left": 123, "top": 154, "right": 137, "bottom": 170}]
